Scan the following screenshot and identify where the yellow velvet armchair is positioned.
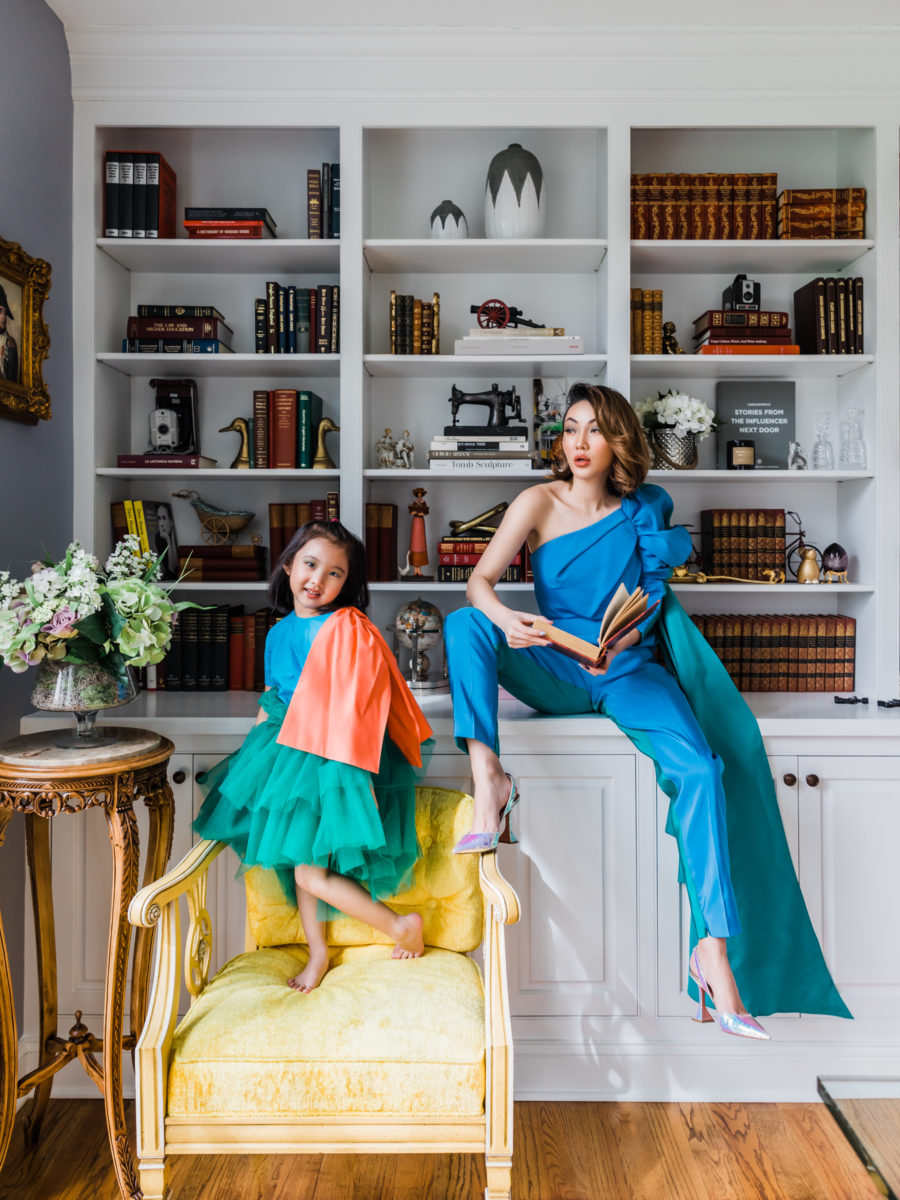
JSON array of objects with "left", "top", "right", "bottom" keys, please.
[{"left": 128, "top": 786, "right": 520, "bottom": 1200}]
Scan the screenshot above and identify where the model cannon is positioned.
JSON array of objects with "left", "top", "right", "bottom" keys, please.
[{"left": 470, "top": 299, "right": 548, "bottom": 330}]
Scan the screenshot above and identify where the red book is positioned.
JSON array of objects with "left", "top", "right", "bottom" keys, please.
[
  {"left": 126, "top": 315, "right": 233, "bottom": 343},
  {"left": 242, "top": 613, "right": 256, "bottom": 690},
  {"left": 270, "top": 389, "right": 298, "bottom": 469},
  {"left": 310, "top": 499, "right": 327, "bottom": 522},
  {"left": 184, "top": 224, "right": 269, "bottom": 239},
  {"left": 254, "top": 610, "right": 267, "bottom": 691},
  {"left": 438, "top": 552, "right": 521, "bottom": 566},
  {"left": 365, "top": 503, "right": 380, "bottom": 581},
  {"left": 145, "top": 152, "right": 177, "bottom": 239},
  {"left": 696, "top": 344, "right": 801, "bottom": 355},
  {"left": 269, "top": 503, "right": 285, "bottom": 565},
  {"left": 378, "top": 503, "right": 398, "bottom": 581},
  {"left": 178, "top": 544, "right": 265, "bottom": 560},
  {"left": 228, "top": 611, "right": 245, "bottom": 690}
]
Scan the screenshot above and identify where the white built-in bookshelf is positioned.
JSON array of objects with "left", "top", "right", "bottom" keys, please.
[{"left": 78, "top": 118, "right": 899, "bottom": 718}]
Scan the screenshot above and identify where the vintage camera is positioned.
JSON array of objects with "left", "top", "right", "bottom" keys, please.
[
  {"left": 723, "top": 273, "right": 761, "bottom": 311},
  {"left": 149, "top": 407, "right": 181, "bottom": 451}
]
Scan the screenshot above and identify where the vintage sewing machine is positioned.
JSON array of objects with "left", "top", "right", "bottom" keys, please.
[{"left": 444, "top": 383, "right": 528, "bottom": 436}]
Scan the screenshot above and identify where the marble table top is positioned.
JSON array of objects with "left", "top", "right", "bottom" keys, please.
[{"left": 0, "top": 726, "right": 162, "bottom": 770}]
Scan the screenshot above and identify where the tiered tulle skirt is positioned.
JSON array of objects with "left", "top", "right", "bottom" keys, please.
[{"left": 193, "top": 690, "right": 425, "bottom": 908}]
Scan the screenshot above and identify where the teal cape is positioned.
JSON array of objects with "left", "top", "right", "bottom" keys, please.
[{"left": 657, "top": 588, "right": 851, "bottom": 1019}]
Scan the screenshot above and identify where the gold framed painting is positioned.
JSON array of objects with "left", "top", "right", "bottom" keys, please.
[{"left": 0, "top": 235, "right": 52, "bottom": 424}]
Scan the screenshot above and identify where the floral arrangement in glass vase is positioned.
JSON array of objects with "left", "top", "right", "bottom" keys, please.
[
  {"left": 0, "top": 536, "right": 193, "bottom": 743},
  {"left": 633, "top": 389, "right": 719, "bottom": 470}
]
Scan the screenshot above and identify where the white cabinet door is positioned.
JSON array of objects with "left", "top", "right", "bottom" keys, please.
[
  {"left": 656, "top": 754, "right": 800, "bottom": 1018},
  {"left": 798, "top": 756, "right": 900, "bottom": 1021},
  {"left": 499, "top": 752, "right": 638, "bottom": 1018}
]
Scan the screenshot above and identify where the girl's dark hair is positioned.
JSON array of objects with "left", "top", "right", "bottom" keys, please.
[
  {"left": 550, "top": 382, "right": 650, "bottom": 496},
  {"left": 267, "top": 520, "right": 370, "bottom": 615}
]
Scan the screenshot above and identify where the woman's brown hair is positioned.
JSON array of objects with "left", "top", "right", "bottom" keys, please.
[{"left": 550, "top": 382, "right": 650, "bottom": 496}]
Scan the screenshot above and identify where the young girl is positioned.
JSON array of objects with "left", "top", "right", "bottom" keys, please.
[
  {"left": 444, "top": 383, "right": 850, "bottom": 1037},
  {"left": 193, "top": 520, "right": 433, "bottom": 993}
]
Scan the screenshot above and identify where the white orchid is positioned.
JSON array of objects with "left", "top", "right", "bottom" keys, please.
[{"left": 634, "top": 389, "right": 719, "bottom": 442}]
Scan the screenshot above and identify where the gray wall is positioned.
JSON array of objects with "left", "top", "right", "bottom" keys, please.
[{"left": 0, "top": 1, "right": 73, "bottom": 1024}]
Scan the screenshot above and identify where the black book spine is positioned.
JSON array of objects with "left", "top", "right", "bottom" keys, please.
[
  {"left": 316, "top": 284, "right": 331, "bottom": 353},
  {"left": 104, "top": 151, "right": 120, "bottom": 237},
  {"left": 132, "top": 152, "right": 147, "bottom": 238},
  {"left": 196, "top": 609, "right": 213, "bottom": 691},
  {"left": 179, "top": 609, "right": 198, "bottom": 690},
  {"left": 330, "top": 285, "right": 340, "bottom": 354},
  {"left": 286, "top": 286, "right": 297, "bottom": 354},
  {"left": 145, "top": 152, "right": 160, "bottom": 238},
  {"left": 254, "top": 297, "right": 267, "bottom": 354},
  {"left": 277, "top": 284, "right": 287, "bottom": 353},
  {"left": 322, "top": 162, "right": 331, "bottom": 239},
  {"left": 163, "top": 620, "right": 182, "bottom": 690},
  {"left": 330, "top": 163, "right": 340, "bottom": 239},
  {"left": 118, "top": 152, "right": 134, "bottom": 238}
]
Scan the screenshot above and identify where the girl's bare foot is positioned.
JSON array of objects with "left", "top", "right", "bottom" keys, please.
[
  {"left": 287, "top": 945, "right": 330, "bottom": 993},
  {"left": 391, "top": 911, "right": 424, "bottom": 959}
]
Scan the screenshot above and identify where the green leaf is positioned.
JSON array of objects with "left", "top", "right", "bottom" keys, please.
[{"left": 74, "top": 611, "right": 108, "bottom": 645}]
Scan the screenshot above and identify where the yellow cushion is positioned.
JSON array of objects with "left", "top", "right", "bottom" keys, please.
[
  {"left": 168, "top": 945, "right": 485, "bottom": 1117},
  {"left": 244, "top": 786, "right": 482, "bottom": 953}
]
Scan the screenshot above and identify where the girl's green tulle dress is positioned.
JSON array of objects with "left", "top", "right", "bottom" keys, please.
[{"left": 193, "top": 611, "right": 426, "bottom": 909}]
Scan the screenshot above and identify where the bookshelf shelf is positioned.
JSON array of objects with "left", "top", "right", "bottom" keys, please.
[
  {"left": 97, "top": 468, "right": 340, "bottom": 479},
  {"left": 97, "top": 237, "right": 341, "bottom": 275},
  {"left": 364, "top": 354, "right": 608, "bottom": 379},
  {"left": 647, "top": 469, "right": 874, "bottom": 482},
  {"left": 632, "top": 354, "right": 873, "bottom": 379},
  {"left": 363, "top": 468, "right": 541, "bottom": 480},
  {"left": 97, "top": 352, "right": 341, "bottom": 378},
  {"left": 669, "top": 583, "right": 873, "bottom": 594},
  {"left": 171, "top": 581, "right": 268, "bottom": 592},
  {"left": 363, "top": 239, "right": 608, "bottom": 274},
  {"left": 630, "top": 239, "right": 874, "bottom": 275},
  {"left": 368, "top": 581, "right": 534, "bottom": 592}
]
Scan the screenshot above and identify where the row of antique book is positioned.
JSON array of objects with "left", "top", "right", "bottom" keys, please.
[
  {"left": 123, "top": 306, "right": 233, "bottom": 354},
  {"left": 631, "top": 177, "right": 866, "bottom": 241},
  {"left": 692, "top": 613, "right": 856, "bottom": 693},
  {"left": 699, "top": 509, "right": 787, "bottom": 581},
  {"left": 256, "top": 283, "right": 339, "bottom": 354},
  {"left": 435, "top": 536, "right": 533, "bottom": 583},
  {"left": 630, "top": 289, "right": 664, "bottom": 354},
  {"left": 793, "top": 277, "right": 865, "bottom": 354},
  {"left": 389, "top": 292, "right": 441, "bottom": 354},
  {"left": 103, "top": 150, "right": 177, "bottom": 238},
  {"left": 141, "top": 606, "right": 274, "bottom": 692},
  {"left": 252, "top": 389, "right": 328, "bottom": 469},
  {"left": 306, "top": 164, "right": 341, "bottom": 240}
]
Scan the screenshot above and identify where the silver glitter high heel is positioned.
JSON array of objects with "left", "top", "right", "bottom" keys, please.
[{"left": 689, "top": 947, "right": 770, "bottom": 1041}]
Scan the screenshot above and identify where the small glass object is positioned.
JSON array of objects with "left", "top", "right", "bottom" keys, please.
[
  {"left": 812, "top": 411, "right": 835, "bottom": 470},
  {"left": 727, "top": 439, "right": 755, "bottom": 469},
  {"left": 841, "top": 407, "right": 867, "bottom": 470}
]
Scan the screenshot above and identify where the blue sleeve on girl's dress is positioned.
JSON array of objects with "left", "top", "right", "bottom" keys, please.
[{"left": 622, "top": 484, "right": 693, "bottom": 637}]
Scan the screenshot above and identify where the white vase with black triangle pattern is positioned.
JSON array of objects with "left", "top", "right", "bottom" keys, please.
[{"left": 484, "top": 143, "right": 545, "bottom": 238}]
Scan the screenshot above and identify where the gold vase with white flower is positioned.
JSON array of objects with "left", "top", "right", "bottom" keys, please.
[{"left": 632, "top": 389, "right": 720, "bottom": 471}]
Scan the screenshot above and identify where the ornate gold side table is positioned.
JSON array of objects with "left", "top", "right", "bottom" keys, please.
[{"left": 0, "top": 726, "right": 175, "bottom": 1200}]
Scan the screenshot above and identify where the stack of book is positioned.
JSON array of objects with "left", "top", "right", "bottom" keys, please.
[
  {"left": 699, "top": 508, "right": 786, "bottom": 580},
  {"left": 123, "top": 305, "right": 233, "bottom": 354},
  {"left": 257, "top": 282, "right": 338, "bottom": 354},
  {"left": 390, "top": 292, "right": 440, "bottom": 354},
  {"left": 364, "top": 503, "right": 399, "bottom": 582},
  {"left": 157, "top": 605, "right": 275, "bottom": 692},
  {"left": 116, "top": 452, "right": 217, "bottom": 469},
  {"left": 178, "top": 543, "right": 268, "bottom": 583},
  {"left": 436, "top": 534, "right": 530, "bottom": 584},
  {"left": 692, "top": 612, "right": 856, "bottom": 693},
  {"left": 251, "top": 389, "right": 326, "bottom": 469},
  {"left": 692, "top": 308, "right": 798, "bottom": 356},
  {"left": 269, "top": 496, "right": 337, "bottom": 562},
  {"left": 454, "top": 328, "right": 583, "bottom": 356},
  {"left": 630, "top": 172, "right": 777, "bottom": 240},
  {"left": 307, "top": 164, "right": 340, "bottom": 239},
  {"left": 630, "top": 290, "right": 663, "bottom": 353},
  {"left": 428, "top": 432, "right": 538, "bottom": 473},
  {"left": 103, "top": 150, "right": 176, "bottom": 239},
  {"left": 777, "top": 188, "right": 866, "bottom": 239},
  {"left": 793, "top": 277, "right": 864, "bottom": 354},
  {"left": 183, "top": 207, "right": 276, "bottom": 239}
]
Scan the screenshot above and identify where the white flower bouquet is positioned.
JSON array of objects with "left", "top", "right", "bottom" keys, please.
[
  {"left": 633, "top": 389, "right": 720, "bottom": 442},
  {"left": 0, "top": 535, "right": 192, "bottom": 682}
]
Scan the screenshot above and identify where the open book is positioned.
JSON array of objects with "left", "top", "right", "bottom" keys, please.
[{"left": 532, "top": 584, "right": 660, "bottom": 668}]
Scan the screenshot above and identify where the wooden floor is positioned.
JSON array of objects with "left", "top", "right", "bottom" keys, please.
[{"left": 0, "top": 1098, "right": 879, "bottom": 1200}]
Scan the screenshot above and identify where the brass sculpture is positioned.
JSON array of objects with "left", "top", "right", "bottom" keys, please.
[
  {"left": 219, "top": 417, "right": 251, "bottom": 469},
  {"left": 313, "top": 417, "right": 340, "bottom": 470}
]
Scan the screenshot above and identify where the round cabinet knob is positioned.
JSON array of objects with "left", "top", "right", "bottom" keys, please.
[
  {"left": 782, "top": 773, "right": 797, "bottom": 787},
  {"left": 172, "top": 769, "right": 187, "bottom": 785},
  {"left": 805, "top": 774, "right": 820, "bottom": 788},
  {"left": 196, "top": 771, "right": 208, "bottom": 785}
]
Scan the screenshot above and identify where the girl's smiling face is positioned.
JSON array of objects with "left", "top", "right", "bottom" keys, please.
[
  {"left": 562, "top": 399, "right": 614, "bottom": 478},
  {"left": 284, "top": 536, "right": 349, "bottom": 617}
]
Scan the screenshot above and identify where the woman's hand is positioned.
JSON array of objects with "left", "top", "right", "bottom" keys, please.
[
  {"left": 498, "top": 610, "right": 552, "bottom": 650},
  {"left": 580, "top": 627, "right": 641, "bottom": 676}
]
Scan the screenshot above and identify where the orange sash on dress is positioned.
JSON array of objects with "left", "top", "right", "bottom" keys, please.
[{"left": 276, "top": 607, "right": 433, "bottom": 773}]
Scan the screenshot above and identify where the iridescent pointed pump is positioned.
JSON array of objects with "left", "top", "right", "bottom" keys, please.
[
  {"left": 453, "top": 774, "right": 519, "bottom": 855},
  {"left": 689, "top": 947, "right": 771, "bottom": 1041}
]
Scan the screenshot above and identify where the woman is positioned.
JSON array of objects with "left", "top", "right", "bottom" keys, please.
[{"left": 444, "top": 382, "right": 849, "bottom": 1037}]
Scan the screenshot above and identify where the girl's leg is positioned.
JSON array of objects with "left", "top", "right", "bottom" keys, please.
[
  {"left": 293, "top": 862, "right": 424, "bottom": 986},
  {"left": 288, "top": 879, "right": 331, "bottom": 993}
]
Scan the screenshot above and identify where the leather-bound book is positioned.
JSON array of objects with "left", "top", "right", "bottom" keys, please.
[
  {"left": 271, "top": 389, "right": 298, "bottom": 468},
  {"left": 252, "top": 389, "right": 270, "bottom": 468},
  {"left": 228, "top": 608, "right": 245, "bottom": 691},
  {"left": 793, "top": 277, "right": 828, "bottom": 354},
  {"left": 211, "top": 606, "right": 229, "bottom": 691},
  {"left": 269, "top": 503, "right": 285, "bottom": 565},
  {"left": 715, "top": 173, "right": 733, "bottom": 239},
  {"left": 180, "top": 608, "right": 199, "bottom": 691},
  {"left": 307, "top": 168, "right": 322, "bottom": 239}
]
